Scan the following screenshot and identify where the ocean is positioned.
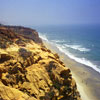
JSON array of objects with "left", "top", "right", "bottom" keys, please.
[{"left": 32, "top": 24, "right": 100, "bottom": 73}]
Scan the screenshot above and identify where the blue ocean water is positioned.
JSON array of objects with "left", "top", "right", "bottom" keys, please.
[{"left": 32, "top": 24, "right": 100, "bottom": 73}]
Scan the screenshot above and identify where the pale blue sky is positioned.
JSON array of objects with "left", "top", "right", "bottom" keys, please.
[{"left": 0, "top": 0, "right": 100, "bottom": 25}]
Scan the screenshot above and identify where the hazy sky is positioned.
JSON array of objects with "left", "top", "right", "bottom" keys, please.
[{"left": 0, "top": 0, "right": 100, "bottom": 26}]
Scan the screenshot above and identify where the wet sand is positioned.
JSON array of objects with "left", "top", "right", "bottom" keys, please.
[{"left": 43, "top": 41, "right": 100, "bottom": 100}]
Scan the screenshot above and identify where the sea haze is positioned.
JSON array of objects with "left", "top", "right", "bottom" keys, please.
[{"left": 32, "top": 24, "right": 100, "bottom": 73}]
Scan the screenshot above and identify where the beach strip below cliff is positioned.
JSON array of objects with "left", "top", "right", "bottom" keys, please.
[{"left": 43, "top": 41, "right": 100, "bottom": 100}]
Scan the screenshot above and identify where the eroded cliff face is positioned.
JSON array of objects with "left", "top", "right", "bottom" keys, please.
[
  {"left": 0, "top": 25, "right": 42, "bottom": 44},
  {"left": 0, "top": 26, "right": 81, "bottom": 100}
]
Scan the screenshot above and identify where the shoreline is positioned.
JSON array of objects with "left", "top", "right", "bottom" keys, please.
[{"left": 43, "top": 41, "right": 100, "bottom": 100}]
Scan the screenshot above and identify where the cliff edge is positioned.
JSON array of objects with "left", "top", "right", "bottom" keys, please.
[{"left": 0, "top": 25, "right": 81, "bottom": 100}]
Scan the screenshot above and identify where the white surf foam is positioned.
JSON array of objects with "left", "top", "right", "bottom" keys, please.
[
  {"left": 51, "top": 40, "right": 66, "bottom": 43},
  {"left": 38, "top": 33, "right": 100, "bottom": 73},
  {"left": 56, "top": 44, "right": 100, "bottom": 73},
  {"left": 38, "top": 32, "right": 48, "bottom": 41},
  {"left": 64, "top": 44, "right": 90, "bottom": 52}
]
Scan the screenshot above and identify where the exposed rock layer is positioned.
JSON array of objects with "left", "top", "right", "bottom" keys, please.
[{"left": 0, "top": 26, "right": 81, "bottom": 100}]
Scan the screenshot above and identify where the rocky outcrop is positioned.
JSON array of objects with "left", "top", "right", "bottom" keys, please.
[
  {"left": 0, "top": 84, "right": 36, "bottom": 100},
  {"left": 0, "top": 26, "right": 81, "bottom": 100}
]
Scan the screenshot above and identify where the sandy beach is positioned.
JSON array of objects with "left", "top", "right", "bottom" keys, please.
[{"left": 43, "top": 41, "right": 100, "bottom": 100}]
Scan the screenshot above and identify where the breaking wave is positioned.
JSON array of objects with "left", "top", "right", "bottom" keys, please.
[
  {"left": 64, "top": 44, "right": 90, "bottom": 52},
  {"left": 39, "top": 32, "right": 48, "bottom": 41},
  {"left": 39, "top": 32, "right": 100, "bottom": 73},
  {"left": 51, "top": 40, "right": 66, "bottom": 43},
  {"left": 56, "top": 44, "right": 100, "bottom": 73}
]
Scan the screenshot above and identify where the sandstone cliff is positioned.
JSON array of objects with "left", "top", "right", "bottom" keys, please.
[
  {"left": 0, "top": 25, "right": 42, "bottom": 44},
  {"left": 0, "top": 26, "right": 81, "bottom": 100}
]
